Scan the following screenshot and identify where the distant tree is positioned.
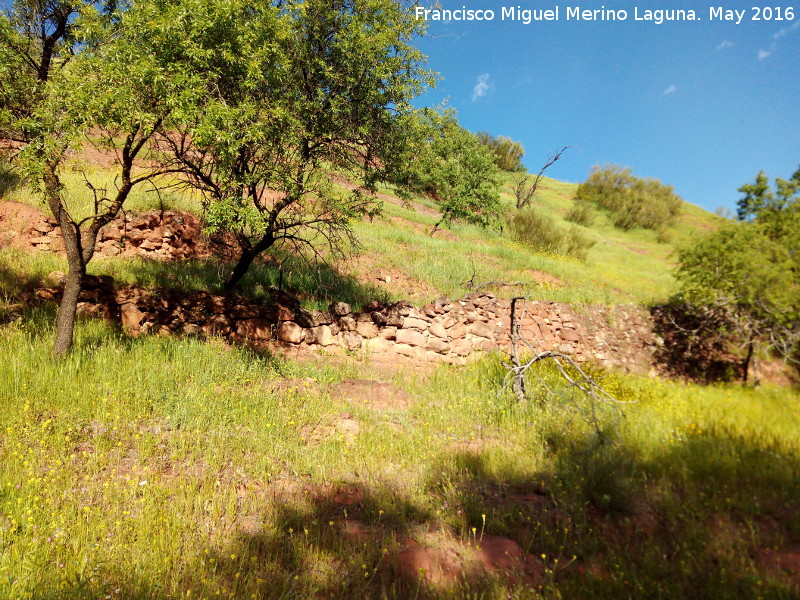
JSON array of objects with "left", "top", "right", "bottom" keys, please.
[
  {"left": 675, "top": 166, "right": 800, "bottom": 384},
  {"left": 404, "top": 111, "right": 502, "bottom": 235},
  {"left": 575, "top": 164, "right": 682, "bottom": 231},
  {"left": 475, "top": 131, "right": 525, "bottom": 171},
  {"left": 161, "top": 0, "right": 432, "bottom": 290},
  {"left": 513, "top": 146, "right": 572, "bottom": 209}
]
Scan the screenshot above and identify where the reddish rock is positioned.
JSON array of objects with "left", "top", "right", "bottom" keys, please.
[
  {"left": 426, "top": 337, "right": 448, "bottom": 354},
  {"left": 428, "top": 322, "right": 447, "bottom": 339},
  {"left": 120, "top": 303, "right": 146, "bottom": 332},
  {"left": 277, "top": 322, "right": 304, "bottom": 344},
  {"left": 468, "top": 321, "right": 495, "bottom": 339},
  {"left": 237, "top": 318, "right": 273, "bottom": 340},
  {"left": 330, "top": 302, "right": 352, "bottom": 317},
  {"left": 342, "top": 331, "right": 362, "bottom": 351},
  {"left": 311, "top": 325, "right": 336, "bottom": 346},
  {"left": 338, "top": 316, "right": 356, "bottom": 332},
  {"left": 402, "top": 316, "right": 429, "bottom": 330},
  {"left": 450, "top": 338, "right": 472, "bottom": 356},
  {"left": 355, "top": 321, "right": 379, "bottom": 339}
]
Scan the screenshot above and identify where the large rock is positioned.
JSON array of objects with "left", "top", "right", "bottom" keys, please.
[
  {"left": 277, "top": 322, "right": 304, "bottom": 344},
  {"left": 468, "top": 321, "right": 495, "bottom": 339},
  {"left": 428, "top": 322, "right": 447, "bottom": 339},
  {"left": 201, "top": 314, "right": 232, "bottom": 337},
  {"left": 402, "top": 316, "right": 429, "bottom": 330},
  {"left": 330, "top": 302, "right": 352, "bottom": 317},
  {"left": 426, "top": 337, "right": 449, "bottom": 354},
  {"left": 356, "top": 321, "right": 379, "bottom": 338},
  {"left": 237, "top": 318, "right": 273, "bottom": 340},
  {"left": 342, "top": 331, "right": 362, "bottom": 351},
  {"left": 396, "top": 329, "right": 426, "bottom": 347},
  {"left": 120, "top": 303, "right": 146, "bottom": 332},
  {"left": 310, "top": 325, "right": 336, "bottom": 346}
]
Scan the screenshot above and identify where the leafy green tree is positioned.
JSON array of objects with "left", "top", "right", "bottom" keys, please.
[
  {"left": 3, "top": 0, "right": 218, "bottom": 355},
  {"left": 403, "top": 110, "right": 502, "bottom": 235},
  {"left": 475, "top": 131, "right": 525, "bottom": 171},
  {"left": 161, "top": 0, "right": 432, "bottom": 290},
  {"left": 675, "top": 166, "right": 800, "bottom": 383},
  {"left": 575, "top": 164, "right": 682, "bottom": 232}
]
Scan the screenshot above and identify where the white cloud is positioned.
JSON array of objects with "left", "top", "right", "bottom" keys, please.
[
  {"left": 716, "top": 40, "right": 734, "bottom": 50},
  {"left": 472, "top": 73, "right": 493, "bottom": 102},
  {"left": 773, "top": 20, "right": 800, "bottom": 39},
  {"left": 663, "top": 84, "right": 677, "bottom": 95},
  {"left": 758, "top": 48, "right": 772, "bottom": 60}
]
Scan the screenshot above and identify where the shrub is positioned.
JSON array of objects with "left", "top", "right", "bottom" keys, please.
[
  {"left": 565, "top": 199, "right": 595, "bottom": 227},
  {"left": 575, "top": 164, "right": 682, "bottom": 231},
  {"left": 508, "top": 208, "right": 595, "bottom": 260},
  {"left": 475, "top": 131, "right": 525, "bottom": 171}
]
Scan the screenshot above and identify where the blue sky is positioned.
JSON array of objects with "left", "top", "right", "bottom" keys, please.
[{"left": 413, "top": 0, "right": 800, "bottom": 212}]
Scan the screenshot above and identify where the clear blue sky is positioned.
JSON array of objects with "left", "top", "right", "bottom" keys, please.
[{"left": 412, "top": 0, "right": 800, "bottom": 212}]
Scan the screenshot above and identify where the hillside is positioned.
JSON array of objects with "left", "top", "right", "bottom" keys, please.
[
  {"left": 3, "top": 152, "right": 800, "bottom": 600},
  {"left": 0, "top": 150, "right": 723, "bottom": 311}
]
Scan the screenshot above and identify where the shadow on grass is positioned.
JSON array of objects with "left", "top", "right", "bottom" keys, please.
[
  {"left": 424, "top": 429, "right": 800, "bottom": 600},
  {"left": 99, "top": 252, "right": 393, "bottom": 310}
]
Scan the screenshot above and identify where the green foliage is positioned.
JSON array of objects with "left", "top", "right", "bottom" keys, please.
[
  {"left": 564, "top": 198, "right": 595, "bottom": 227},
  {"left": 508, "top": 207, "right": 595, "bottom": 260},
  {"left": 163, "top": 0, "right": 432, "bottom": 287},
  {"left": 575, "top": 164, "right": 682, "bottom": 231},
  {"left": 475, "top": 131, "right": 525, "bottom": 171},
  {"left": 676, "top": 167, "right": 800, "bottom": 377},
  {"left": 403, "top": 110, "right": 503, "bottom": 231}
]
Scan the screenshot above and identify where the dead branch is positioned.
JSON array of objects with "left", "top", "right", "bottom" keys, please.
[
  {"left": 515, "top": 146, "right": 573, "bottom": 210},
  {"left": 503, "top": 296, "right": 631, "bottom": 442}
]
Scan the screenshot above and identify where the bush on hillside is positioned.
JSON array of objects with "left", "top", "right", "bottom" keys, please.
[
  {"left": 508, "top": 208, "right": 595, "bottom": 260},
  {"left": 575, "top": 164, "right": 682, "bottom": 231},
  {"left": 565, "top": 199, "right": 595, "bottom": 227},
  {"left": 475, "top": 131, "right": 525, "bottom": 171}
]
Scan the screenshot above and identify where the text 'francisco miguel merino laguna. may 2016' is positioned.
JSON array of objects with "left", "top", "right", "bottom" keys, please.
[{"left": 414, "top": 5, "right": 795, "bottom": 25}]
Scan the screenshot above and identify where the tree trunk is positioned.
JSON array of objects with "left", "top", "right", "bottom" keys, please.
[
  {"left": 742, "top": 337, "right": 754, "bottom": 385},
  {"left": 53, "top": 264, "right": 85, "bottom": 357},
  {"left": 223, "top": 233, "right": 275, "bottom": 290}
]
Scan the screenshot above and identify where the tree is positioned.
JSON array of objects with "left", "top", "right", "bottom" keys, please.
[
  {"left": 3, "top": 0, "right": 214, "bottom": 355},
  {"left": 475, "top": 131, "right": 524, "bottom": 171},
  {"left": 675, "top": 166, "right": 800, "bottom": 383},
  {"left": 575, "top": 164, "right": 682, "bottom": 231},
  {"left": 402, "top": 110, "right": 502, "bottom": 235},
  {"left": 160, "top": 0, "right": 432, "bottom": 290}
]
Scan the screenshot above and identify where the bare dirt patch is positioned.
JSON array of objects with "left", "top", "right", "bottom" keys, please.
[{"left": 348, "top": 253, "right": 440, "bottom": 301}]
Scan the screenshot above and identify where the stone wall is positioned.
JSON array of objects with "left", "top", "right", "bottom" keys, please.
[
  {"left": 22, "top": 209, "right": 232, "bottom": 261},
  {"left": 33, "top": 275, "right": 662, "bottom": 374}
]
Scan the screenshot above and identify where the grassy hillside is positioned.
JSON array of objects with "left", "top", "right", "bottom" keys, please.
[
  {"left": 0, "top": 313, "right": 798, "bottom": 598},
  {"left": 1, "top": 153, "right": 799, "bottom": 599},
  {"left": 0, "top": 153, "right": 723, "bottom": 310}
]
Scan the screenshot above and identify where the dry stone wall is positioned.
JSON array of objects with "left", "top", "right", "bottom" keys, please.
[
  {"left": 32, "top": 275, "right": 662, "bottom": 373},
  {"left": 22, "top": 209, "right": 233, "bottom": 261}
]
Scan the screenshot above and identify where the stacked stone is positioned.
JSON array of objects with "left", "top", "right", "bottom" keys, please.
[
  {"left": 25, "top": 210, "right": 230, "bottom": 261},
  {"left": 32, "top": 277, "right": 661, "bottom": 373}
]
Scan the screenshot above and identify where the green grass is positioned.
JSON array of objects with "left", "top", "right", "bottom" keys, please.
[{"left": 1, "top": 312, "right": 798, "bottom": 599}]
